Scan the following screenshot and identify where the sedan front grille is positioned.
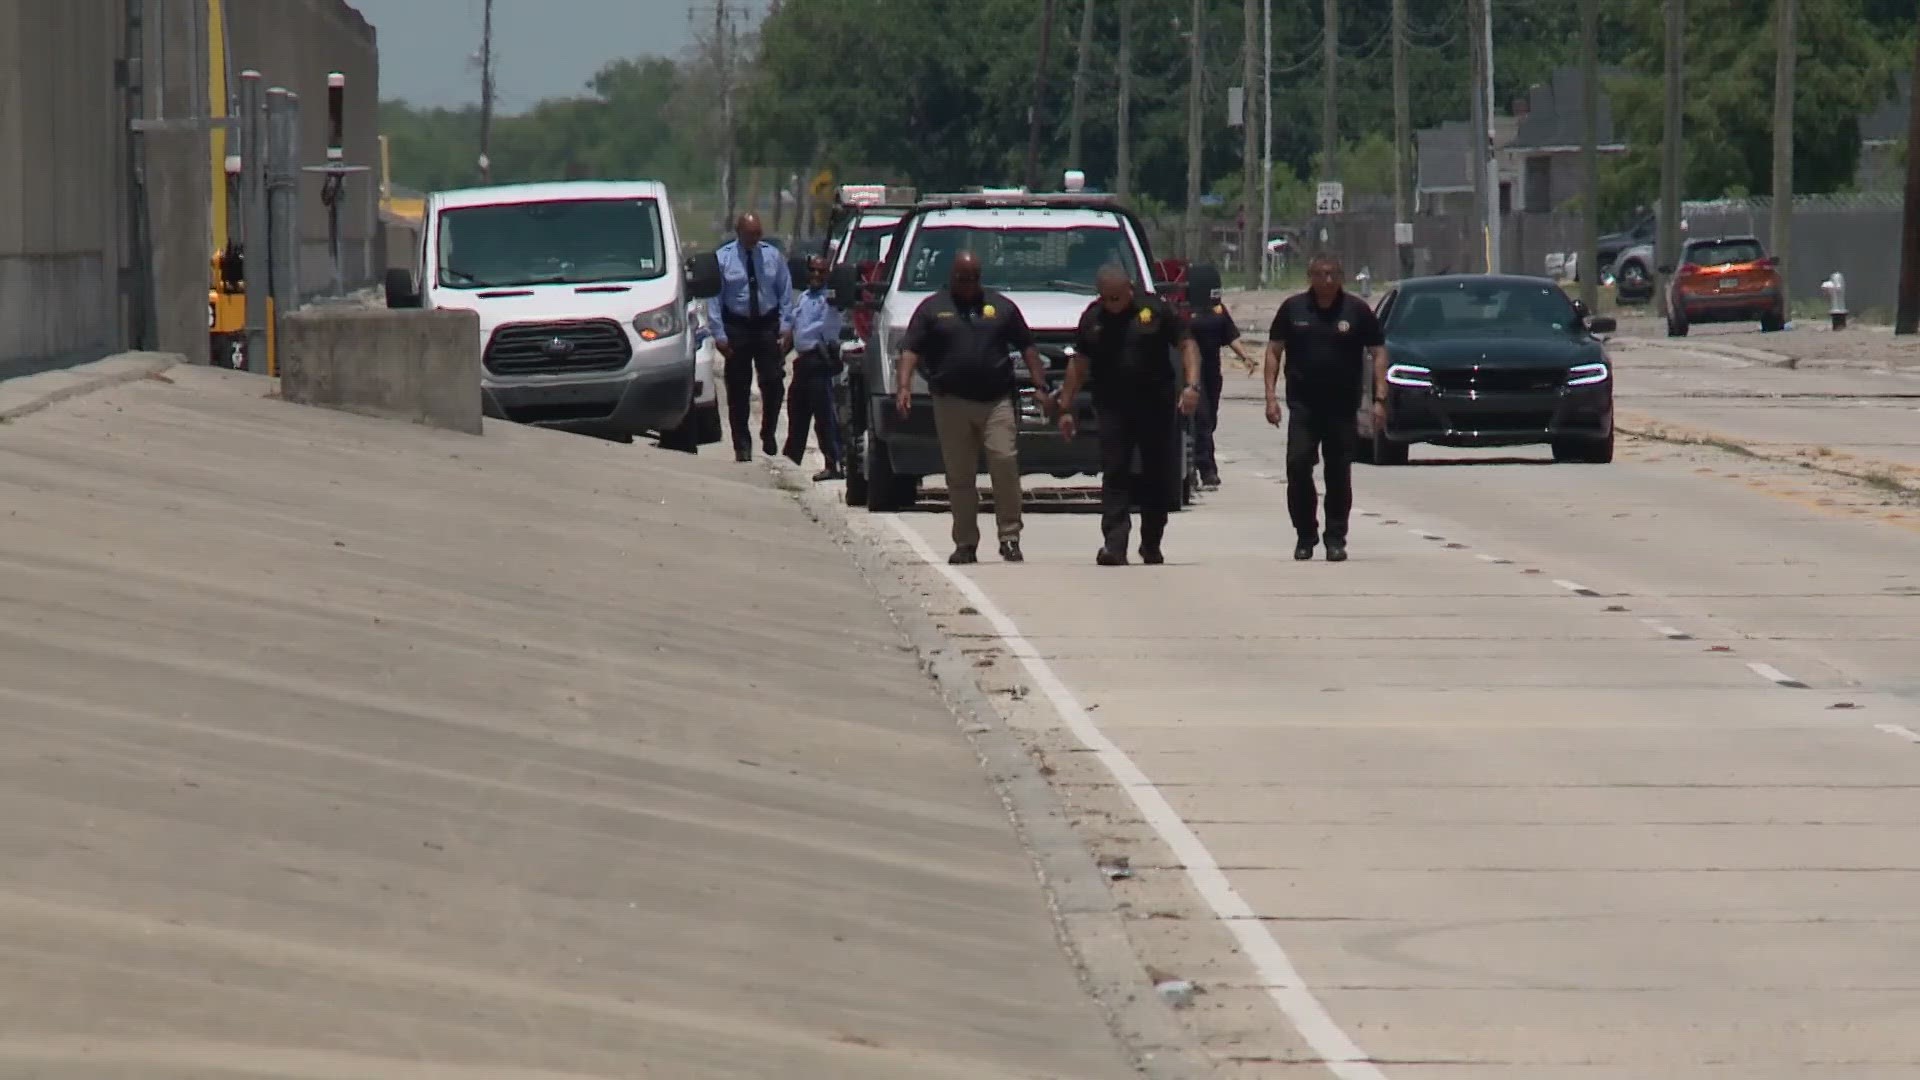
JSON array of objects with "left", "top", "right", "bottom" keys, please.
[
  {"left": 485, "top": 319, "right": 633, "bottom": 375},
  {"left": 1431, "top": 366, "right": 1569, "bottom": 393}
]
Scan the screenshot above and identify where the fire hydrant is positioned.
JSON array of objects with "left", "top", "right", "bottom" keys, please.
[{"left": 1820, "top": 272, "right": 1847, "bottom": 330}]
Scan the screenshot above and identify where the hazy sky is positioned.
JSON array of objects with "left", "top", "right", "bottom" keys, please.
[{"left": 348, "top": 0, "right": 770, "bottom": 114}]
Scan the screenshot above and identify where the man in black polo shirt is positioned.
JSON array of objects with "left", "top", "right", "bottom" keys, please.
[
  {"left": 1057, "top": 265, "right": 1202, "bottom": 566},
  {"left": 1264, "top": 253, "right": 1386, "bottom": 562},
  {"left": 895, "top": 251, "right": 1056, "bottom": 565}
]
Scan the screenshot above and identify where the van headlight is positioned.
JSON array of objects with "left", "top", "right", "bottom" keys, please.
[
  {"left": 1566, "top": 362, "right": 1610, "bottom": 386},
  {"left": 633, "top": 303, "right": 684, "bottom": 342},
  {"left": 1385, "top": 363, "right": 1433, "bottom": 387}
]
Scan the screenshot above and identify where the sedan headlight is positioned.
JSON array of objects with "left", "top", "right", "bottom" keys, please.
[
  {"left": 633, "top": 303, "right": 684, "bottom": 342},
  {"left": 1385, "top": 363, "right": 1433, "bottom": 387},
  {"left": 1566, "top": 362, "right": 1610, "bottom": 387}
]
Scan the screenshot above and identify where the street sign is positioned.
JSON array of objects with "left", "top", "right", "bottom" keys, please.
[
  {"left": 1395, "top": 221, "right": 1413, "bottom": 245},
  {"left": 1316, "top": 181, "right": 1344, "bottom": 215}
]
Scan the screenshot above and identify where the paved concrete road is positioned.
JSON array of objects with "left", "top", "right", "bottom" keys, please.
[
  {"left": 0, "top": 364, "right": 1148, "bottom": 1080},
  {"left": 822, "top": 384, "right": 1920, "bottom": 1076}
]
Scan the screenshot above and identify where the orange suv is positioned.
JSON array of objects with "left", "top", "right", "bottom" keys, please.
[{"left": 1663, "top": 234, "right": 1786, "bottom": 336}]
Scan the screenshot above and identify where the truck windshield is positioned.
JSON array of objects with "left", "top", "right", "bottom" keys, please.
[
  {"left": 842, "top": 221, "right": 899, "bottom": 266},
  {"left": 902, "top": 224, "right": 1135, "bottom": 293},
  {"left": 436, "top": 198, "right": 667, "bottom": 288}
]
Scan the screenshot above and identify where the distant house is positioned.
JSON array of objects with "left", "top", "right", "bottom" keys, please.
[
  {"left": 1415, "top": 114, "right": 1521, "bottom": 218},
  {"left": 1502, "top": 66, "right": 1628, "bottom": 213}
]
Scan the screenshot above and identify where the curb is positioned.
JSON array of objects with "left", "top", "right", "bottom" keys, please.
[
  {"left": 0, "top": 352, "right": 182, "bottom": 423},
  {"left": 1618, "top": 410, "right": 1920, "bottom": 496},
  {"left": 1609, "top": 335, "right": 1798, "bottom": 369},
  {"left": 765, "top": 459, "right": 1216, "bottom": 1080}
]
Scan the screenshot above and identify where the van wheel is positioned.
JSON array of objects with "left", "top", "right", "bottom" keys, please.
[{"left": 864, "top": 432, "right": 917, "bottom": 512}]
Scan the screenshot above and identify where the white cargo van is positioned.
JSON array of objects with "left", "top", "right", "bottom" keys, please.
[{"left": 386, "top": 181, "right": 724, "bottom": 448}]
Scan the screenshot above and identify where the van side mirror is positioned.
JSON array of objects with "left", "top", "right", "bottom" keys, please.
[
  {"left": 828, "top": 263, "right": 861, "bottom": 309},
  {"left": 384, "top": 267, "right": 420, "bottom": 308},
  {"left": 1588, "top": 316, "right": 1617, "bottom": 334},
  {"left": 685, "top": 252, "right": 723, "bottom": 300}
]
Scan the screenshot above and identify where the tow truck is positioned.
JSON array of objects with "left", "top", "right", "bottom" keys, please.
[{"left": 829, "top": 174, "right": 1214, "bottom": 513}]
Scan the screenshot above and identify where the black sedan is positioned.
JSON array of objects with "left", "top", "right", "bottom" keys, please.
[{"left": 1359, "top": 275, "right": 1617, "bottom": 465}]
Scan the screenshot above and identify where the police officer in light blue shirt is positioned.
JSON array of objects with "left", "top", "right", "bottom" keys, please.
[
  {"left": 707, "top": 213, "right": 794, "bottom": 462},
  {"left": 782, "top": 254, "right": 845, "bottom": 480}
]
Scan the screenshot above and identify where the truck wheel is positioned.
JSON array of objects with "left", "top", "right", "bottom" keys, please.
[
  {"left": 864, "top": 432, "right": 917, "bottom": 512},
  {"left": 1760, "top": 307, "right": 1785, "bottom": 333},
  {"left": 842, "top": 383, "right": 868, "bottom": 506}
]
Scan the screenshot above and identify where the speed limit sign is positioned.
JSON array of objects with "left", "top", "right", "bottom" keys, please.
[{"left": 1315, "top": 181, "right": 1345, "bottom": 215}]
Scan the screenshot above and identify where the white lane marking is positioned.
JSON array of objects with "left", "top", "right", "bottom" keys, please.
[
  {"left": 1746, "top": 662, "right": 1809, "bottom": 689},
  {"left": 1876, "top": 723, "right": 1920, "bottom": 743},
  {"left": 883, "top": 514, "right": 1388, "bottom": 1080},
  {"left": 1552, "top": 579, "right": 1601, "bottom": 597},
  {"left": 1639, "top": 617, "right": 1693, "bottom": 640},
  {"left": 1475, "top": 553, "right": 1512, "bottom": 565}
]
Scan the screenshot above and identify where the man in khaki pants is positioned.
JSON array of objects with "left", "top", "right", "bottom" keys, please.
[{"left": 894, "top": 252, "right": 1056, "bottom": 564}]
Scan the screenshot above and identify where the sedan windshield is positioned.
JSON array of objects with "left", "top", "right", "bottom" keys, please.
[
  {"left": 436, "top": 198, "right": 667, "bottom": 288},
  {"left": 902, "top": 224, "right": 1136, "bottom": 293},
  {"left": 1387, "top": 281, "right": 1583, "bottom": 335}
]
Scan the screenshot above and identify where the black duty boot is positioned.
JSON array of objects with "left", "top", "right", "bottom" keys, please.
[
  {"left": 734, "top": 446, "right": 753, "bottom": 463},
  {"left": 1140, "top": 544, "right": 1165, "bottom": 565},
  {"left": 999, "top": 540, "right": 1024, "bottom": 563},
  {"left": 1096, "top": 547, "right": 1128, "bottom": 566},
  {"left": 1294, "top": 538, "right": 1316, "bottom": 561},
  {"left": 949, "top": 546, "right": 978, "bottom": 565},
  {"left": 1325, "top": 538, "right": 1349, "bottom": 562}
]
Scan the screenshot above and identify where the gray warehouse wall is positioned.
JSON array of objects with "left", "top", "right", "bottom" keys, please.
[
  {"left": 227, "top": 0, "right": 381, "bottom": 299},
  {"left": 0, "top": 1, "right": 127, "bottom": 376},
  {"left": 0, "top": 0, "right": 379, "bottom": 376}
]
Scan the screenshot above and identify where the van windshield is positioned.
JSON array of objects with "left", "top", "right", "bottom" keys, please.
[
  {"left": 436, "top": 198, "right": 667, "bottom": 288},
  {"left": 902, "top": 223, "right": 1136, "bottom": 293}
]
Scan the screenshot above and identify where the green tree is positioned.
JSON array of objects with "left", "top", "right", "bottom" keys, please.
[{"left": 1606, "top": 0, "right": 1896, "bottom": 205}]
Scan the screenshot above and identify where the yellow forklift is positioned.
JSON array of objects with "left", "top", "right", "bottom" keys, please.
[{"left": 204, "top": 0, "right": 273, "bottom": 372}]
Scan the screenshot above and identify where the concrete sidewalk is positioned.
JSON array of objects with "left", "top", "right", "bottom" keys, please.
[
  {"left": 1609, "top": 336, "right": 1920, "bottom": 492},
  {"left": 0, "top": 360, "right": 1168, "bottom": 1079}
]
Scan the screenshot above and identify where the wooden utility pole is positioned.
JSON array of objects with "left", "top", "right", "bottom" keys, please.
[
  {"left": 477, "top": 0, "right": 494, "bottom": 183},
  {"left": 1025, "top": 0, "right": 1059, "bottom": 190},
  {"left": 1184, "top": 0, "right": 1203, "bottom": 259},
  {"left": 1116, "top": 0, "right": 1132, "bottom": 196},
  {"left": 1769, "top": 0, "right": 1796, "bottom": 312},
  {"left": 1467, "top": 0, "right": 1488, "bottom": 270},
  {"left": 1657, "top": 0, "right": 1684, "bottom": 318},
  {"left": 1068, "top": 0, "right": 1096, "bottom": 172},
  {"left": 1481, "top": 0, "right": 1499, "bottom": 272},
  {"left": 1897, "top": 30, "right": 1920, "bottom": 334},
  {"left": 1320, "top": 0, "right": 1338, "bottom": 259},
  {"left": 1579, "top": 0, "right": 1600, "bottom": 310},
  {"left": 1241, "top": 0, "right": 1260, "bottom": 281},
  {"left": 1391, "top": 0, "right": 1410, "bottom": 277}
]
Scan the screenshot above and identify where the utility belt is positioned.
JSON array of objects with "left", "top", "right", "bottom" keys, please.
[{"left": 722, "top": 312, "right": 780, "bottom": 333}]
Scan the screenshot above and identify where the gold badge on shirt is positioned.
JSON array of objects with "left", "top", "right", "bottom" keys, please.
[
  {"left": 983, "top": 304, "right": 996, "bottom": 318},
  {"left": 1138, "top": 307, "right": 1153, "bottom": 324},
  {"left": 1337, "top": 319, "right": 1351, "bottom": 332},
  {"left": 1212, "top": 304, "right": 1225, "bottom": 315}
]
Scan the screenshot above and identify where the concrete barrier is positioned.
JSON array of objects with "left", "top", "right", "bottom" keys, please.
[{"left": 276, "top": 308, "right": 481, "bottom": 434}]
